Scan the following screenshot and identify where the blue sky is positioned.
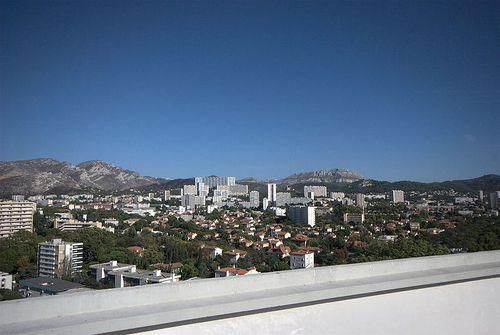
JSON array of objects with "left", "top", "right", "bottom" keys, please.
[{"left": 1, "top": 0, "right": 499, "bottom": 181}]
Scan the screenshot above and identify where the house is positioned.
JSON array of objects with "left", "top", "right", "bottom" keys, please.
[
  {"left": 203, "top": 246, "right": 223, "bottom": 259},
  {"left": 252, "top": 241, "right": 270, "bottom": 250},
  {"left": 291, "top": 234, "right": 310, "bottom": 247},
  {"left": 223, "top": 249, "right": 248, "bottom": 264},
  {"left": 268, "top": 245, "right": 291, "bottom": 258},
  {"left": 290, "top": 251, "right": 314, "bottom": 270},
  {"left": 127, "top": 246, "right": 144, "bottom": 256},
  {"left": 214, "top": 267, "right": 260, "bottom": 278},
  {"left": 150, "top": 262, "right": 183, "bottom": 275},
  {"left": 276, "top": 231, "right": 291, "bottom": 240}
]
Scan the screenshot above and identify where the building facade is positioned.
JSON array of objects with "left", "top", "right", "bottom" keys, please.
[
  {"left": 249, "top": 191, "right": 260, "bottom": 208},
  {"left": 391, "top": 190, "right": 405, "bottom": 203},
  {"left": 0, "top": 272, "right": 13, "bottom": 290},
  {"left": 290, "top": 251, "right": 314, "bottom": 269},
  {"left": 0, "top": 201, "right": 36, "bottom": 238},
  {"left": 288, "top": 206, "right": 316, "bottom": 227},
  {"left": 37, "top": 239, "right": 83, "bottom": 278},
  {"left": 356, "top": 193, "right": 366, "bottom": 208},
  {"left": 304, "top": 186, "right": 327, "bottom": 198},
  {"left": 195, "top": 176, "right": 236, "bottom": 188},
  {"left": 267, "top": 183, "right": 277, "bottom": 203}
]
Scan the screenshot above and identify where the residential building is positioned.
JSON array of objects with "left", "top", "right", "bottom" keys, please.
[
  {"left": 249, "top": 191, "right": 260, "bottom": 208},
  {"left": 356, "top": 193, "right": 366, "bottom": 208},
  {"left": 490, "top": 192, "right": 499, "bottom": 210},
  {"left": 203, "top": 246, "right": 223, "bottom": 259},
  {"left": 343, "top": 213, "right": 365, "bottom": 224},
  {"left": 304, "top": 186, "right": 327, "bottom": 198},
  {"left": 214, "top": 267, "right": 260, "bottom": 278},
  {"left": 181, "top": 194, "right": 206, "bottom": 209},
  {"left": 37, "top": 239, "right": 83, "bottom": 278},
  {"left": 478, "top": 190, "right": 483, "bottom": 202},
  {"left": 54, "top": 219, "right": 103, "bottom": 231},
  {"left": 163, "top": 190, "right": 171, "bottom": 201},
  {"left": 195, "top": 176, "right": 236, "bottom": 188},
  {"left": 11, "top": 195, "right": 25, "bottom": 202},
  {"left": 288, "top": 206, "right": 316, "bottom": 227},
  {"left": 90, "top": 261, "right": 180, "bottom": 288},
  {"left": 229, "top": 184, "right": 249, "bottom": 196},
  {"left": 224, "top": 249, "right": 247, "bottom": 264},
  {"left": 276, "top": 192, "right": 291, "bottom": 207},
  {"left": 183, "top": 185, "right": 197, "bottom": 196},
  {"left": 391, "top": 190, "right": 405, "bottom": 203},
  {"left": 267, "top": 183, "right": 277, "bottom": 203},
  {"left": 330, "top": 192, "right": 345, "bottom": 200},
  {"left": 0, "top": 272, "right": 13, "bottom": 290},
  {"left": 290, "top": 251, "right": 314, "bottom": 269},
  {"left": 263, "top": 198, "right": 269, "bottom": 210},
  {"left": 0, "top": 201, "right": 36, "bottom": 238}
]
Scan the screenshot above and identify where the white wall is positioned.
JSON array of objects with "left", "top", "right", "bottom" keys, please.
[{"left": 142, "top": 277, "right": 500, "bottom": 335}]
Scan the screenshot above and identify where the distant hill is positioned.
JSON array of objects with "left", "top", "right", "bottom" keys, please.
[
  {"left": 0, "top": 158, "right": 164, "bottom": 196},
  {"left": 279, "top": 168, "right": 364, "bottom": 185},
  {"left": 0, "top": 159, "right": 498, "bottom": 196},
  {"left": 285, "top": 175, "right": 500, "bottom": 194}
]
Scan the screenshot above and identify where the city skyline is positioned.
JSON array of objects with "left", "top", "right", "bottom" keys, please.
[{"left": 1, "top": 1, "right": 499, "bottom": 182}]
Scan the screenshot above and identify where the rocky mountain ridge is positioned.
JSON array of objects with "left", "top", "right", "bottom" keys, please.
[{"left": 0, "top": 158, "right": 162, "bottom": 195}]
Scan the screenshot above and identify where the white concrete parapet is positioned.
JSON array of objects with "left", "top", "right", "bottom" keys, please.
[{"left": 2, "top": 250, "right": 500, "bottom": 334}]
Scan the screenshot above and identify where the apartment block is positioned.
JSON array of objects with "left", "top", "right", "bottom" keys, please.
[
  {"left": 0, "top": 201, "right": 36, "bottom": 238},
  {"left": 288, "top": 206, "right": 316, "bottom": 227},
  {"left": 391, "top": 190, "right": 405, "bottom": 203},
  {"left": 38, "top": 239, "right": 83, "bottom": 278},
  {"left": 304, "top": 186, "right": 327, "bottom": 198}
]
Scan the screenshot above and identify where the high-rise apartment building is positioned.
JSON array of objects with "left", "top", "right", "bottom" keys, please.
[
  {"left": 391, "top": 190, "right": 405, "bottom": 204},
  {"left": 195, "top": 176, "right": 236, "bottom": 188},
  {"left": 249, "top": 191, "right": 260, "bottom": 208},
  {"left": 355, "top": 193, "right": 366, "bottom": 208},
  {"left": 303, "top": 186, "right": 327, "bottom": 198},
  {"left": 490, "top": 192, "right": 499, "bottom": 210},
  {"left": 478, "top": 190, "right": 484, "bottom": 203},
  {"left": 287, "top": 206, "right": 316, "bottom": 227},
  {"left": 0, "top": 201, "right": 36, "bottom": 238},
  {"left": 276, "top": 192, "right": 292, "bottom": 207},
  {"left": 267, "top": 184, "right": 277, "bottom": 203},
  {"left": 183, "top": 185, "right": 198, "bottom": 196},
  {"left": 181, "top": 194, "right": 206, "bottom": 209},
  {"left": 38, "top": 239, "right": 83, "bottom": 278}
]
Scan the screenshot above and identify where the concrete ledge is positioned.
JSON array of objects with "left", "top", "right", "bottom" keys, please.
[{"left": 2, "top": 251, "right": 500, "bottom": 335}]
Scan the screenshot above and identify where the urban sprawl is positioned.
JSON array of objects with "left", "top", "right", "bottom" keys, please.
[{"left": 0, "top": 176, "right": 499, "bottom": 299}]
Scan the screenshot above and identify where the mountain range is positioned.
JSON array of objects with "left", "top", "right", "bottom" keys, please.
[
  {"left": 0, "top": 158, "right": 498, "bottom": 196},
  {"left": 0, "top": 158, "right": 164, "bottom": 195}
]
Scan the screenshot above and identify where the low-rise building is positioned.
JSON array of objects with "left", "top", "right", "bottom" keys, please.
[
  {"left": 290, "top": 251, "right": 314, "bottom": 269},
  {"left": 214, "top": 267, "right": 259, "bottom": 278},
  {"left": 0, "top": 272, "right": 13, "bottom": 290},
  {"left": 18, "top": 277, "right": 87, "bottom": 297},
  {"left": 90, "top": 261, "right": 180, "bottom": 288},
  {"left": 343, "top": 213, "right": 365, "bottom": 224}
]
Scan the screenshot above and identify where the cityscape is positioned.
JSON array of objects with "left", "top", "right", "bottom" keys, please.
[{"left": 0, "top": 162, "right": 499, "bottom": 298}]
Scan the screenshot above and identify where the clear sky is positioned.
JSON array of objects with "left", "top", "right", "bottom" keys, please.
[{"left": 1, "top": 0, "right": 499, "bottom": 182}]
